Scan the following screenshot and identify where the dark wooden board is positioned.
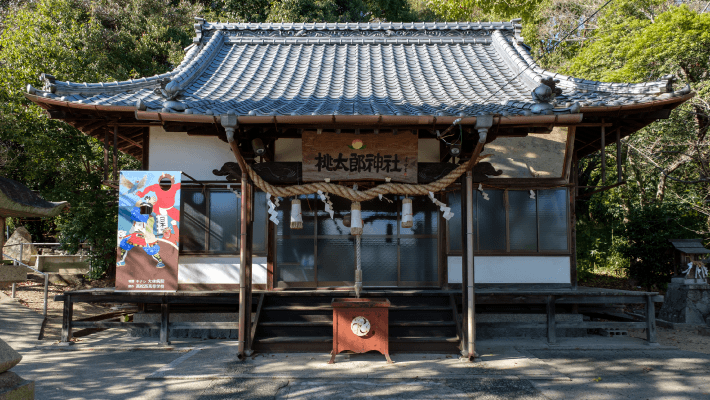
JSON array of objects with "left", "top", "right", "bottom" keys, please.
[{"left": 302, "top": 131, "right": 418, "bottom": 183}]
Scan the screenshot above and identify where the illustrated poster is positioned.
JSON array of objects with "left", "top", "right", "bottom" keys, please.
[{"left": 116, "top": 171, "right": 181, "bottom": 292}]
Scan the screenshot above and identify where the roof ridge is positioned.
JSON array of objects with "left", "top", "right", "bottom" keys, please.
[{"left": 195, "top": 19, "right": 521, "bottom": 32}]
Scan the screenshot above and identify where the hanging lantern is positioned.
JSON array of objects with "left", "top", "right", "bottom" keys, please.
[
  {"left": 290, "top": 199, "right": 303, "bottom": 229},
  {"left": 350, "top": 202, "right": 363, "bottom": 235},
  {"left": 401, "top": 197, "right": 413, "bottom": 228}
]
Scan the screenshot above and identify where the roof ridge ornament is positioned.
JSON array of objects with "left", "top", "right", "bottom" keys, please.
[
  {"left": 154, "top": 78, "right": 185, "bottom": 112},
  {"left": 531, "top": 77, "right": 562, "bottom": 115},
  {"left": 40, "top": 73, "right": 56, "bottom": 93}
]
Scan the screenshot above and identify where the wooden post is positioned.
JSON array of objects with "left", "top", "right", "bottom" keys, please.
[
  {"left": 466, "top": 170, "right": 475, "bottom": 361},
  {"left": 104, "top": 131, "right": 109, "bottom": 181},
  {"left": 460, "top": 175, "right": 468, "bottom": 355},
  {"left": 570, "top": 154, "right": 578, "bottom": 288},
  {"left": 600, "top": 124, "right": 606, "bottom": 184},
  {"left": 0, "top": 216, "right": 4, "bottom": 261},
  {"left": 113, "top": 125, "right": 119, "bottom": 181},
  {"left": 142, "top": 128, "right": 150, "bottom": 170},
  {"left": 616, "top": 128, "right": 622, "bottom": 184},
  {"left": 547, "top": 295, "right": 556, "bottom": 344},
  {"left": 646, "top": 294, "right": 658, "bottom": 345},
  {"left": 61, "top": 295, "right": 73, "bottom": 342},
  {"left": 244, "top": 180, "right": 254, "bottom": 353},
  {"left": 266, "top": 203, "right": 275, "bottom": 291},
  {"left": 238, "top": 173, "right": 248, "bottom": 359},
  {"left": 43, "top": 273, "right": 49, "bottom": 318},
  {"left": 160, "top": 302, "right": 170, "bottom": 345}
]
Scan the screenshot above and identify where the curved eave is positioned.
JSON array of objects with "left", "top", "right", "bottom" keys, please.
[
  {"left": 0, "top": 194, "right": 69, "bottom": 219},
  {"left": 25, "top": 90, "right": 692, "bottom": 124},
  {"left": 25, "top": 91, "right": 693, "bottom": 160}
]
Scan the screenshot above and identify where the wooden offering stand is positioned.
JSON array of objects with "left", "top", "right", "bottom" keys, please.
[{"left": 329, "top": 298, "right": 392, "bottom": 364}]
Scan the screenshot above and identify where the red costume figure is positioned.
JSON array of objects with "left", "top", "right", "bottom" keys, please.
[{"left": 136, "top": 173, "right": 181, "bottom": 222}]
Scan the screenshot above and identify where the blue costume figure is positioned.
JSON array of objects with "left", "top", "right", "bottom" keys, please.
[{"left": 117, "top": 197, "right": 164, "bottom": 268}]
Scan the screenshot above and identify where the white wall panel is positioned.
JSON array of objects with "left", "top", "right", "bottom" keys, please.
[
  {"left": 178, "top": 256, "right": 267, "bottom": 284},
  {"left": 149, "top": 127, "right": 235, "bottom": 181},
  {"left": 448, "top": 256, "right": 462, "bottom": 283},
  {"left": 474, "top": 256, "right": 570, "bottom": 284}
]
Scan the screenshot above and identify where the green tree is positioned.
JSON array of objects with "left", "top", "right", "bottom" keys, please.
[
  {"left": 0, "top": 0, "right": 198, "bottom": 277},
  {"left": 564, "top": 3, "right": 710, "bottom": 286}
]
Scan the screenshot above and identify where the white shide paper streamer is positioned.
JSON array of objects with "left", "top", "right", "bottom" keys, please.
[
  {"left": 428, "top": 191, "right": 454, "bottom": 220},
  {"left": 317, "top": 190, "right": 334, "bottom": 219},
  {"left": 266, "top": 192, "right": 279, "bottom": 225}
]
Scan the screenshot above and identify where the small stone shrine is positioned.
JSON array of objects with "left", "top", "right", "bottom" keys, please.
[
  {"left": 659, "top": 239, "right": 710, "bottom": 325},
  {"left": 0, "top": 339, "right": 34, "bottom": 399}
]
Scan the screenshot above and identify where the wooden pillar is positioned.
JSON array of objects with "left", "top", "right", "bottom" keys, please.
[
  {"left": 113, "top": 125, "right": 119, "bottom": 181},
  {"left": 160, "top": 302, "right": 170, "bottom": 345},
  {"left": 646, "top": 294, "right": 658, "bottom": 345},
  {"left": 547, "top": 295, "right": 556, "bottom": 344},
  {"left": 104, "top": 131, "right": 109, "bottom": 181},
  {"left": 465, "top": 171, "right": 476, "bottom": 361},
  {"left": 238, "top": 173, "right": 250, "bottom": 358},
  {"left": 61, "top": 295, "right": 73, "bottom": 342},
  {"left": 570, "top": 153, "right": 578, "bottom": 288},
  {"left": 600, "top": 123, "right": 606, "bottom": 184},
  {"left": 460, "top": 175, "right": 468, "bottom": 355},
  {"left": 142, "top": 127, "right": 150, "bottom": 170},
  {"left": 266, "top": 203, "right": 275, "bottom": 291},
  {"left": 616, "top": 128, "right": 622, "bottom": 183},
  {"left": 0, "top": 216, "right": 4, "bottom": 260},
  {"left": 244, "top": 180, "right": 254, "bottom": 353}
]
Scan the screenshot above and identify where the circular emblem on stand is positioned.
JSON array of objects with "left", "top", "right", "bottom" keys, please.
[{"left": 351, "top": 316, "right": 371, "bottom": 337}]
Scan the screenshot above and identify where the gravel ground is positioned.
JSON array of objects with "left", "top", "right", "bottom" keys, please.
[
  {"left": 628, "top": 326, "right": 710, "bottom": 354},
  {"left": 0, "top": 276, "right": 114, "bottom": 342}
]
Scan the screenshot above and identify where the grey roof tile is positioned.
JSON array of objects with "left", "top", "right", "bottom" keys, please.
[{"left": 33, "top": 21, "right": 678, "bottom": 116}]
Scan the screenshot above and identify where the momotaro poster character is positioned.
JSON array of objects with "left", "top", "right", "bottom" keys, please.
[
  {"left": 136, "top": 173, "right": 181, "bottom": 222},
  {"left": 117, "top": 196, "right": 165, "bottom": 268}
]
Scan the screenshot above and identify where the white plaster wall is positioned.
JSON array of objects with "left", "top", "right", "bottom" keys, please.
[
  {"left": 178, "top": 256, "right": 267, "bottom": 284},
  {"left": 149, "top": 127, "right": 235, "bottom": 181},
  {"left": 448, "top": 256, "right": 462, "bottom": 284},
  {"left": 474, "top": 256, "right": 570, "bottom": 284}
]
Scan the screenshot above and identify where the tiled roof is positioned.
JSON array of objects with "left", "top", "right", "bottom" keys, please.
[
  {"left": 669, "top": 239, "right": 710, "bottom": 254},
  {"left": 0, "top": 177, "right": 68, "bottom": 218},
  {"left": 27, "top": 19, "right": 691, "bottom": 117}
]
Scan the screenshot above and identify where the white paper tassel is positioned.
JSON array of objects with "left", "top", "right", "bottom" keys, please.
[
  {"left": 350, "top": 202, "right": 363, "bottom": 235},
  {"left": 478, "top": 184, "right": 489, "bottom": 201},
  {"left": 428, "top": 192, "right": 454, "bottom": 221},
  {"left": 267, "top": 192, "right": 279, "bottom": 225},
  {"left": 317, "top": 190, "right": 334, "bottom": 219},
  {"left": 401, "top": 198, "right": 413, "bottom": 228},
  {"left": 290, "top": 199, "right": 303, "bottom": 229}
]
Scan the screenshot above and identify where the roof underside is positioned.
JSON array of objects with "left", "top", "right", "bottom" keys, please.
[{"left": 26, "top": 20, "right": 693, "bottom": 161}]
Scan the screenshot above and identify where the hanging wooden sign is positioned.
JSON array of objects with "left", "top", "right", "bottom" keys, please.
[{"left": 302, "top": 131, "right": 418, "bottom": 183}]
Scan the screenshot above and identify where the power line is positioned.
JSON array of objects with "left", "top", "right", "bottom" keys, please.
[{"left": 482, "top": 0, "right": 616, "bottom": 104}]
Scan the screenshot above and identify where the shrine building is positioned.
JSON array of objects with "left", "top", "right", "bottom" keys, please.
[{"left": 28, "top": 19, "right": 692, "bottom": 359}]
